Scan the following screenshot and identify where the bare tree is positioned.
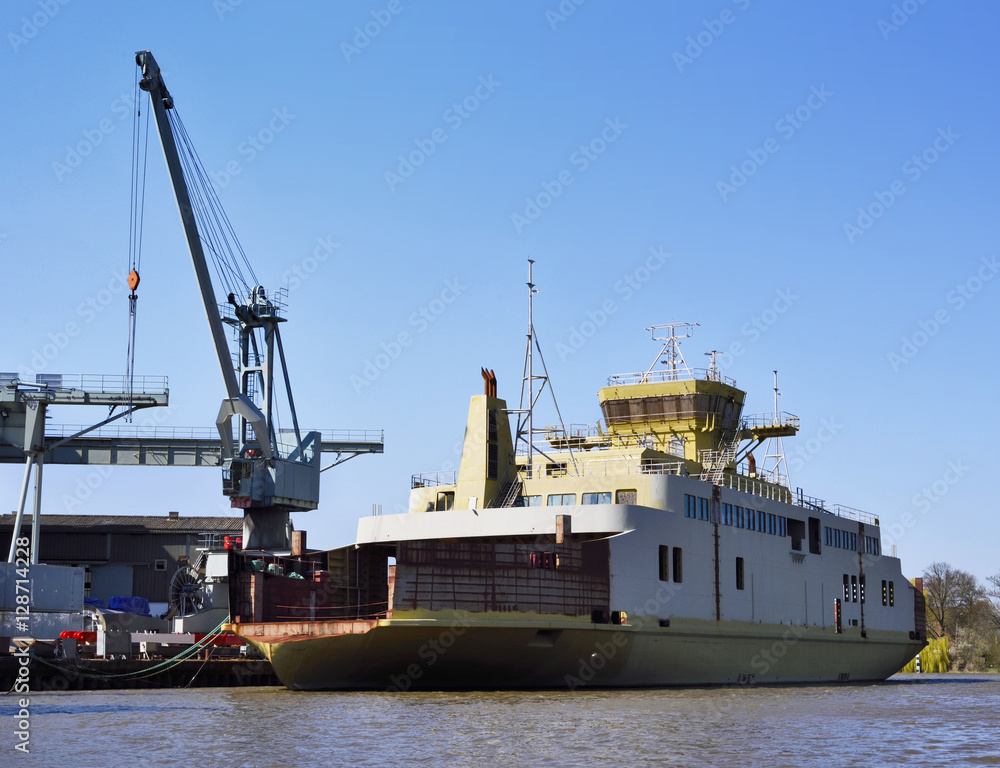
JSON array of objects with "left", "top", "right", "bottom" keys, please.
[{"left": 923, "top": 562, "right": 986, "bottom": 639}]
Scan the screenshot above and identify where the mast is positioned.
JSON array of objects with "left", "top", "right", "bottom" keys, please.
[
  {"left": 511, "top": 260, "right": 575, "bottom": 476},
  {"left": 760, "top": 370, "right": 791, "bottom": 486},
  {"left": 526, "top": 260, "right": 536, "bottom": 475}
]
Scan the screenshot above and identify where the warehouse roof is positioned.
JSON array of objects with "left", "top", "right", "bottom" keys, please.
[{"left": 0, "top": 513, "right": 244, "bottom": 534}]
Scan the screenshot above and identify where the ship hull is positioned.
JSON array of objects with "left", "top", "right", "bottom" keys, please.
[{"left": 231, "top": 618, "right": 922, "bottom": 691}]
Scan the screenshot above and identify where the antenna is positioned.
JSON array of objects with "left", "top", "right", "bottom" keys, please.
[
  {"left": 511, "top": 260, "right": 575, "bottom": 476},
  {"left": 705, "top": 350, "right": 720, "bottom": 382},
  {"left": 644, "top": 323, "right": 699, "bottom": 381},
  {"left": 760, "top": 370, "right": 791, "bottom": 486}
]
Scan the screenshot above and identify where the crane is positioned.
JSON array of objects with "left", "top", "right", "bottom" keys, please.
[{"left": 135, "top": 50, "right": 332, "bottom": 551}]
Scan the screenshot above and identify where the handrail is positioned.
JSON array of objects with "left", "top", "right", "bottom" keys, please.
[
  {"left": 607, "top": 368, "right": 736, "bottom": 387},
  {"left": 0, "top": 373, "right": 169, "bottom": 393},
  {"left": 284, "top": 428, "right": 384, "bottom": 443},
  {"left": 411, "top": 469, "right": 459, "bottom": 488},
  {"left": 46, "top": 424, "right": 218, "bottom": 440},
  {"left": 741, "top": 412, "right": 800, "bottom": 430},
  {"left": 409, "top": 460, "right": 881, "bottom": 526}
]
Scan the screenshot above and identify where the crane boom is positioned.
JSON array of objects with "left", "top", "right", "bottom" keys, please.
[
  {"left": 136, "top": 50, "right": 271, "bottom": 463},
  {"left": 136, "top": 50, "right": 323, "bottom": 549}
]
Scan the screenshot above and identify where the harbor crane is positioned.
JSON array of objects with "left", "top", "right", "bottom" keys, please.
[{"left": 135, "top": 50, "right": 374, "bottom": 550}]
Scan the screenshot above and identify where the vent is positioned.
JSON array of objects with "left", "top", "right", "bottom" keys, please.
[{"left": 154, "top": 559, "right": 167, "bottom": 571}]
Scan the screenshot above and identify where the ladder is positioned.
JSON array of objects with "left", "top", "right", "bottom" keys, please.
[
  {"left": 699, "top": 427, "right": 742, "bottom": 485},
  {"left": 487, "top": 465, "right": 524, "bottom": 508}
]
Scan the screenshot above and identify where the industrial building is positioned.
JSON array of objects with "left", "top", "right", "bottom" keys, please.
[{"left": 0, "top": 513, "right": 242, "bottom": 605}]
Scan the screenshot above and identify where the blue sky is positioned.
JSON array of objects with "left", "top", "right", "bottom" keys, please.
[{"left": 1, "top": 1, "right": 998, "bottom": 583}]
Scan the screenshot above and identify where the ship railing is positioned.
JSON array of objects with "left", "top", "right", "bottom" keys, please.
[
  {"left": 787, "top": 490, "right": 880, "bottom": 526},
  {"left": 518, "top": 457, "right": 687, "bottom": 480},
  {"left": 516, "top": 428, "right": 655, "bottom": 455},
  {"left": 829, "top": 504, "right": 880, "bottom": 526},
  {"left": 607, "top": 368, "right": 736, "bottom": 387},
  {"left": 544, "top": 423, "right": 603, "bottom": 439},
  {"left": 0, "top": 373, "right": 169, "bottom": 394},
  {"left": 411, "top": 469, "right": 459, "bottom": 488},
  {"left": 741, "top": 412, "right": 801, "bottom": 430},
  {"left": 795, "top": 490, "right": 828, "bottom": 511},
  {"left": 722, "top": 473, "right": 794, "bottom": 502}
]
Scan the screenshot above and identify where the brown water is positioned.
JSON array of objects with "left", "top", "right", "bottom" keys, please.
[{"left": 3, "top": 674, "right": 998, "bottom": 766}]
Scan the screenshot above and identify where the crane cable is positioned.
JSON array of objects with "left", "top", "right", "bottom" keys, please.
[
  {"left": 124, "top": 70, "right": 149, "bottom": 421},
  {"left": 166, "top": 107, "right": 259, "bottom": 301}
]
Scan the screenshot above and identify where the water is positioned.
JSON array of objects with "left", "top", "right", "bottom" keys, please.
[{"left": 2, "top": 674, "right": 998, "bottom": 766}]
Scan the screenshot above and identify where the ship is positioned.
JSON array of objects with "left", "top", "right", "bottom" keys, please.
[{"left": 225, "top": 313, "right": 926, "bottom": 690}]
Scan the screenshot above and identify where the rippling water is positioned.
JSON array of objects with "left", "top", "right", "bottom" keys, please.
[{"left": 2, "top": 674, "right": 998, "bottom": 766}]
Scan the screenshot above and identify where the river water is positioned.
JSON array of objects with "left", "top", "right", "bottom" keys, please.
[{"left": 2, "top": 674, "right": 998, "bottom": 766}]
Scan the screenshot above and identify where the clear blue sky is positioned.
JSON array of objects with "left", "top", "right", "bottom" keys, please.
[{"left": 2, "top": 1, "right": 998, "bottom": 583}]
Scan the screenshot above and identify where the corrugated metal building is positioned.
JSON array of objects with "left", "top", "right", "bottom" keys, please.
[{"left": 0, "top": 513, "right": 242, "bottom": 604}]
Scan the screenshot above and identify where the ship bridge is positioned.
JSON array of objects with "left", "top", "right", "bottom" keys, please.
[{"left": 598, "top": 368, "right": 745, "bottom": 463}]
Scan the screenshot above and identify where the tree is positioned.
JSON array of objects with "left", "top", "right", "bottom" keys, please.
[
  {"left": 923, "top": 563, "right": 1000, "bottom": 671},
  {"left": 923, "top": 562, "right": 986, "bottom": 639}
]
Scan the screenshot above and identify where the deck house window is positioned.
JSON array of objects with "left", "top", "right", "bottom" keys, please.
[
  {"left": 522, "top": 495, "right": 542, "bottom": 507},
  {"left": 722, "top": 503, "right": 733, "bottom": 526},
  {"left": 736, "top": 557, "right": 745, "bottom": 590},
  {"left": 698, "top": 497, "right": 710, "bottom": 521},
  {"left": 546, "top": 493, "right": 576, "bottom": 506},
  {"left": 685, "top": 494, "right": 697, "bottom": 519},
  {"left": 672, "top": 547, "right": 683, "bottom": 583},
  {"left": 659, "top": 545, "right": 670, "bottom": 581},
  {"left": 582, "top": 492, "right": 612, "bottom": 505}
]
